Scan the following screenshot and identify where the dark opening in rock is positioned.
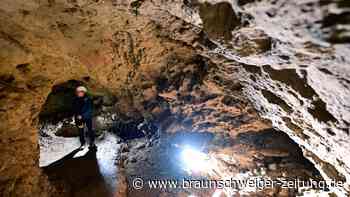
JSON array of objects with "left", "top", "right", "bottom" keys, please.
[
  {"left": 198, "top": 2, "right": 240, "bottom": 41},
  {"left": 16, "top": 63, "right": 31, "bottom": 73},
  {"left": 39, "top": 79, "right": 118, "bottom": 123},
  {"left": 261, "top": 89, "right": 292, "bottom": 113},
  {"left": 306, "top": 151, "right": 346, "bottom": 183},
  {"left": 110, "top": 117, "right": 159, "bottom": 141},
  {"left": 39, "top": 80, "right": 85, "bottom": 122},
  {"left": 308, "top": 98, "right": 337, "bottom": 123},
  {"left": 263, "top": 65, "right": 317, "bottom": 99},
  {"left": 320, "top": 1, "right": 350, "bottom": 43},
  {"left": 237, "top": 0, "right": 258, "bottom": 6},
  {"left": 0, "top": 74, "right": 15, "bottom": 84},
  {"left": 236, "top": 129, "right": 321, "bottom": 177},
  {"left": 282, "top": 117, "right": 310, "bottom": 140}
]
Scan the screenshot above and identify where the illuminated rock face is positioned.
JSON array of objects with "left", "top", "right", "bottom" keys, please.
[
  {"left": 177, "top": 0, "right": 350, "bottom": 195},
  {"left": 0, "top": 0, "right": 350, "bottom": 196}
]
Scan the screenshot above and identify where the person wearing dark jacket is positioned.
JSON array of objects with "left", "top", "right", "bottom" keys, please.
[{"left": 73, "top": 86, "right": 96, "bottom": 150}]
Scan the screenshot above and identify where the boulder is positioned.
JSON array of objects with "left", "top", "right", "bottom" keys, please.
[
  {"left": 55, "top": 123, "right": 79, "bottom": 137},
  {"left": 94, "top": 116, "right": 111, "bottom": 131}
]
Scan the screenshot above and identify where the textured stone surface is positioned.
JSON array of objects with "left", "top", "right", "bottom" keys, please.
[
  {"left": 1, "top": 0, "right": 350, "bottom": 196},
  {"left": 0, "top": 1, "right": 199, "bottom": 195}
]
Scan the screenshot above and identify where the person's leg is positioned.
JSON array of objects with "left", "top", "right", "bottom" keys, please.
[
  {"left": 85, "top": 118, "right": 96, "bottom": 148},
  {"left": 76, "top": 117, "right": 85, "bottom": 146},
  {"left": 79, "top": 127, "right": 85, "bottom": 146}
]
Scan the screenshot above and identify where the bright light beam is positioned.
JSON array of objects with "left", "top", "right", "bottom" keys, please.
[{"left": 181, "top": 147, "right": 212, "bottom": 173}]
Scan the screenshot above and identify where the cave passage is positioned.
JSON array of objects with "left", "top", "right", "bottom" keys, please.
[
  {"left": 37, "top": 81, "right": 325, "bottom": 197},
  {"left": 2, "top": 0, "right": 350, "bottom": 196},
  {"left": 38, "top": 91, "right": 324, "bottom": 197},
  {"left": 40, "top": 127, "right": 324, "bottom": 196}
]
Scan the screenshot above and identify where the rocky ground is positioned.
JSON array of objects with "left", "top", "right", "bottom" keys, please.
[
  {"left": 1, "top": 0, "right": 350, "bottom": 196},
  {"left": 40, "top": 123, "right": 323, "bottom": 197}
]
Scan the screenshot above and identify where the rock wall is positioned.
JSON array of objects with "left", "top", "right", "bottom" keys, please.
[
  {"left": 155, "top": 0, "right": 350, "bottom": 195},
  {"left": 139, "top": 0, "right": 350, "bottom": 195},
  {"left": 0, "top": 0, "right": 204, "bottom": 195}
]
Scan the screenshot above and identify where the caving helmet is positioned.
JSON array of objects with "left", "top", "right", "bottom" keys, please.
[{"left": 76, "top": 86, "right": 88, "bottom": 93}]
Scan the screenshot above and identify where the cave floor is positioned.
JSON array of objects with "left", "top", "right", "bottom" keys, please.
[
  {"left": 40, "top": 128, "right": 326, "bottom": 197},
  {"left": 42, "top": 132, "right": 121, "bottom": 197}
]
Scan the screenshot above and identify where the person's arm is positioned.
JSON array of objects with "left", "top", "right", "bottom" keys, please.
[
  {"left": 81, "top": 97, "right": 93, "bottom": 119},
  {"left": 87, "top": 98, "right": 93, "bottom": 118}
]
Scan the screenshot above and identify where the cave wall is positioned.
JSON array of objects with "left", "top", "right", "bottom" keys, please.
[
  {"left": 0, "top": 0, "right": 205, "bottom": 195},
  {"left": 142, "top": 0, "right": 350, "bottom": 195},
  {"left": 170, "top": 0, "right": 350, "bottom": 195}
]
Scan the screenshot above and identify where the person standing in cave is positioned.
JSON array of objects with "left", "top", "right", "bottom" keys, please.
[{"left": 73, "top": 86, "right": 97, "bottom": 150}]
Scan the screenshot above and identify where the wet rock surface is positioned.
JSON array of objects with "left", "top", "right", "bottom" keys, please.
[{"left": 1, "top": 0, "right": 350, "bottom": 196}]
